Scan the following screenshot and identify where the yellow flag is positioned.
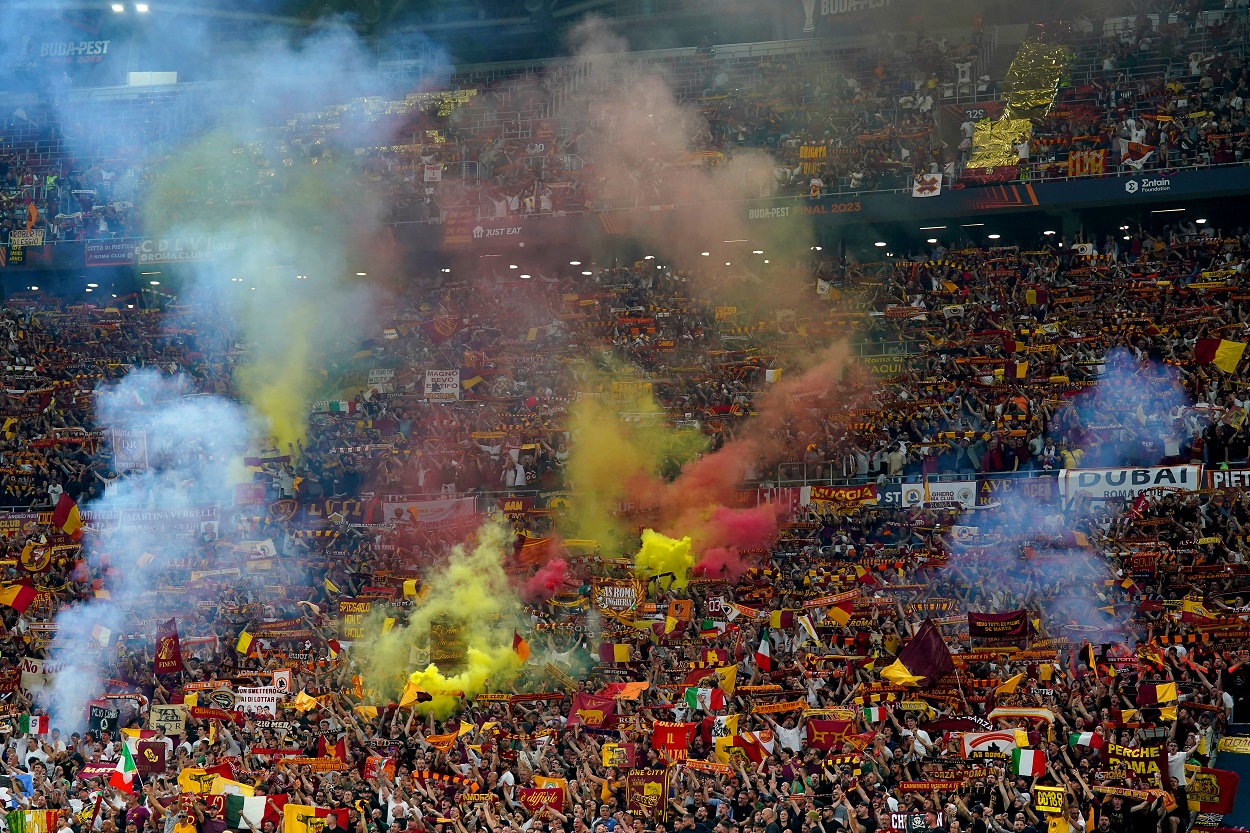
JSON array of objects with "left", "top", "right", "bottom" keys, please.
[
  {"left": 880, "top": 658, "right": 923, "bottom": 687},
  {"left": 996, "top": 672, "right": 1026, "bottom": 695},
  {"left": 292, "top": 691, "right": 318, "bottom": 712},
  {"left": 209, "top": 775, "right": 255, "bottom": 797},
  {"left": 177, "top": 768, "right": 218, "bottom": 794}
]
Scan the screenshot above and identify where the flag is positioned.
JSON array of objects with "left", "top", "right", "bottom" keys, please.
[
  {"left": 323, "top": 577, "right": 340, "bottom": 595},
  {"left": 1068, "top": 731, "right": 1105, "bottom": 750},
  {"left": 1011, "top": 748, "right": 1046, "bottom": 777},
  {"left": 768, "top": 610, "right": 794, "bottom": 629},
  {"left": 804, "top": 719, "right": 852, "bottom": 751},
  {"left": 398, "top": 680, "right": 431, "bottom": 708},
  {"left": 18, "top": 715, "right": 47, "bottom": 735},
  {"left": 713, "top": 664, "right": 737, "bottom": 696},
  {"left": 683, "top": 688, "right": 725, "bottom": 712},
  {"left": 1081, "top": 642, "right": 1097, "bottom": 672},
  {"left": 698, "top": 619, "right": 719, "bottom": 639},
  {"left": 863, "top": 706, "right": 888, "bottom": 723},
  {"left": 1136, "top": 682, "right": 1178, "bottom": 705},
  {"left": 420, "top": 316, "right": 461, "bottom": 346},
  {"left": 512, "top": 631, "right": 530, "bottom": 662},
  {"left": 316, "top": 737, "right": 347, "bottom": 760},
  {"left": 0, "top": 583, "right": 35, "bottom": 614},
  {"left": 754, "top": 628, "right": 771, "bottom": 672},
  {"left": 110, "top": 741, "right": 138, "bottom": 792},
  {"left": 911, "top": 173, "right": 942, "bottom": 197},
  {"left": 891, "top": 619, "right": 953, "bottom": 686},
  {"left": 880, "top": 658, "right": 924, "bottom": 687},
  {"left": 1121, "top": 141, "right": 1156, "bottom": 170},
  {"left": 50, "top": 493, "right": 83, "bottom": 541},
  {"left": 599, "top": 643, "right": 631, "bottom": 663},
  {"left": 91, "top": 625, "right": 111, "bottom": 647},
  {"left": 1185, "top": 766, "right": 1238, "bottom": 814},
  {"left": 651, "top": 722, "right": 696, "bottom": 756},
  {"left": 568, "top": 693, "right": 616, "bottom": 729},
  {"left": 223, "top": 795, "right": 281, "bottom": 830},
  {"left": 235, "top": 630, "right": 253, "bottom": 655},
  {"left": 1195, "top": 337, "right": 1247, "bottom": 374},
  {"left": 153, "top": 619, "right": 183, "bottom": 674},
  {"left": 6, "top": 810, "right": 59, "bottom": 833},
  {"left": 995, "top": 672, "right": 1026, "bottom": 695},
  {"left": 283, "top": 805, "right": 349, "bottom": 833},
  {"left": 292, "top": 691, "right": 319, "bottom": 713}
]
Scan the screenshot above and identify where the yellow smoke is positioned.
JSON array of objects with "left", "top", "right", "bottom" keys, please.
[
  {"left": 142, "top": 132, "right": 378, "bottom": 445},
  {"left": 354, "top": 520, "right": 524, "bottom": 717},
  {"left": 404, "top": 647, "right": 521, "bottom": 720},
  {"left": 562, "top": 366, "right": 705, "bottom": 546},
  {"left": 634, "top": 528, "right": 694, "bottom": 589}
]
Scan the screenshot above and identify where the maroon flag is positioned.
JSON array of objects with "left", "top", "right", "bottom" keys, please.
[
  {"left": 897, "top": 619, "right": 954, "bottom": 687},
  {"left": 805, "top": 719, "right": 853, "bottom": 751},
  {"left": 420, "top": 316, "right": 462, "bottom": 346},
  {"left": 153, "top": 618, "right": 184, "bottom": 674},
  {"left": 135, "top": 740, "right": 167, "bottom": 774},
  {"left": 568, "top": 693, "right": 617, "bottom": 729}
]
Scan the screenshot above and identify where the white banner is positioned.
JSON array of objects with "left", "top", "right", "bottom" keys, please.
[
  {"left": 236, "top": 686, "right": 280, "bottom": 716},
  {"left": 1058, "top": 465, "right": 1201, "bottom": 505},
  {"left": 911, "top": 173, "right": 942, "bottom": 197},
  {"left": 381, "top": 496, "right": 478, "bottom": 530},
  {"left": 961, "top": 730, "right": 1018, "bottom": 759},
  {"left": 425, "top": 369, "right": 460, "bottom": 402},
  {"left": 900, "top": 481, "right": 977, "bottom": 508}
]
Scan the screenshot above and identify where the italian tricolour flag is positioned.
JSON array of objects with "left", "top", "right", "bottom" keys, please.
[
  {"left": 110, "top": 741, "right": 137, "bottom": 792},
  {"left": 1011, "top": 748, "right": 1046, "bottom": 777},
  {"left": 1068, "top": 731, "right": 1105, "bottom": 750}
]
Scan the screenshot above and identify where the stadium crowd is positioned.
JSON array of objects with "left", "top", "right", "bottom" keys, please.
[
  {"left": 12, "top": 2, "right": 1250, "bottom": 243},
  {"left": 0, "top": 214, "right": 1239, "bottom": 833}
]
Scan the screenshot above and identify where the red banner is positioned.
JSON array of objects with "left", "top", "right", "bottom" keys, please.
[
  {"left": 967, "top": 610, "right": 1030, "bottom": 639},
  {"left": 153, "top": 618, "right": 183, "bottom": 674}
]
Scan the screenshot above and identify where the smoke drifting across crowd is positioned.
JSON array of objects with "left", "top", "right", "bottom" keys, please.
[
  {"left": 45, "top": 372, "right": 250, "bottom": 728},
  {"left": 17, "top": 4, "right": 450, "bottom": 724}
]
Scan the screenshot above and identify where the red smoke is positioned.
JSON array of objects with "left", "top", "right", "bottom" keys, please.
[
  {"left": 693, "top": 547, "right": 749, "bottom": 582},
  {"left": 524, "top": 558, "right": 570, "bottom": 601}
]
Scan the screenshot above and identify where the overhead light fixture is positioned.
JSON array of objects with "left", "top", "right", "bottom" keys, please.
[
  {"left": 811, "top": 246, "right": 822, "bottom": 251},
  {"left": 1150, "top": 208, "right": 1185, "bottom": 213},
  {"left": 85, "top": 288, "right": 93, "bottom": 292},
  {"left": 1123, "top": 235, "right": 1130, "bottom": 240},
  {"left": 700, "top": 252, "right": 710, "bottom": 256},
  {"left": 87, "top": 283, "right": 98, "bottom": 288},
  {"left": 441, "top": 268, "right": 451, "bottom": 273},
  {"left": 919, "top": 225, "right": 947, "bottom": 231},
  {"left": 1119, "top": 225, "right": 1129, "bottom": 230},
  {"left": 29, "top": 286, "right": 38, "bottom": 291},
  {"left": 961, "top": 223, "right": 985, "bottom": 227},
  {"left": 926, "top": 238, "right": 937, "bottom": 244},
  {"left": 127, "top": 304, "right": 134, "bottom": 308},
  {"left": 723, "top": 239, "right": 747, "bottom": 243},
  {"left": 111, "top": 3, "right": 123, "bottom": 10},
  {"left": 1043, "top": 230, "right": 1056, "bottom": 235},
  {"left": 149, "top": 280, "right": 160, "bottom": 285},
  {"left": 581, "top": 271, "right": 592, "bottom": 275},
  {"left": 141, "top": 271, "right": 160, "bottom": 275},
  {"left": 874, "top": 241, "right": 886, "bottom": 247},
  {"left": 763, "top": 259, "right": 770, "bottom": 263},
  {"left": 569, "top": 261, "right": 581, "bottom": 265},
  {"left": 356, "top": 272, "right": 366, "bottom": 276},
  {"left": 643, "top": 255, "right": 655, "bottom": 260},
  {"left": 135, "top": 2, "right": 149, "bottom": 11},
  {"left": 725, "top": 262, "right": 731, "bottom": 266},
  {"left": 508, "top": 264, "right": 517, "bottom": 269},
  {"left": 1196, "top": 218, "right": 1208, "bottom": 224},
  {"left": 752, "top": 250, "right": 763, "bottom": 254},
  {"left": 987, "top": 234, "right": 1001, "bottom": 240},
  {"left": 520, "top": 274, "right": 531, "bottom": 279}
]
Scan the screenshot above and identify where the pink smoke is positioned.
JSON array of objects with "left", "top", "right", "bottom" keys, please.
[
  {"left": 693, "top": 547, "right": 749, "bottom": 583},
  {"left": 524, "top": 558, "right": 570, "bottom": 601}
]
